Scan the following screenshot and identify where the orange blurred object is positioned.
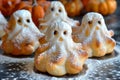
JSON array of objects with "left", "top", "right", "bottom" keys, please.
[
  {"left": 84, "top": 0, "right": 117, "bottom": 15},
  {"left": 0, "top": 0, "right": 21, "bottom": 16},
  {"left": 60, "top": 0, "right": 83, "bottom": 17}
]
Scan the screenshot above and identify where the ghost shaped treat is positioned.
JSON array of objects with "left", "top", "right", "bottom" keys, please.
[
  {"left": 1, "top": 10, "right": 44, "bottom": 56},
  {"left": 73, "top": 12, "right": 116, "bottom": 57},
  {"left": 0, "top": 11, "right": 7, "bottom": 38},
  {"left": 35, "top": 20, "right": 88, "bottom": 76},
  {"left": 39, "top": 1, "right": 80, "bottom": 34}
]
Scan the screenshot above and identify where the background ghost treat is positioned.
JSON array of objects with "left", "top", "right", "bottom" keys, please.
[
  {"left": 39, "top": 1, "right": 80, "bottom": 34},
  {"left": 73, "top": 12, "right": 116, "bottom": 57},
  {"left": 1, "top": 10, "right": 44, "bottom": 56}
]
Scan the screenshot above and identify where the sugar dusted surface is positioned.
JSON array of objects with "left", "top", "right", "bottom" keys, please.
[{"left": 0, "top": 41, "right": 120, "bottom": 80}]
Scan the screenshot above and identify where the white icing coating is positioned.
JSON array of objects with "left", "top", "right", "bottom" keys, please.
[
  {"left": 0, "top": 11, "right": 8, "bottom": 38},
  {"left": 73, "top": 12, "right": 116, "bottom": 57},
  {"left": 44, "top": 1, "right": 67, "bottom": 22},
  {"left": 75, "top": 12, "right": 113, "bottom": 43},
  {"left": 45, "top": 20, "right": 78, "bottom": 52},
  {"left": 39, "top": 1, "right": 80, "bottom": 34},
  {"left": 6, "top": 10, "right": 43, "bottom": 48},
  {"left": 35, "top": 20, "right": 87, "bottom": 76}
]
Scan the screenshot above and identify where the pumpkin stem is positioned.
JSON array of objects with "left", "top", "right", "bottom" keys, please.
[{"left": 32, "top": 0, "right": 38, "bottom": 6}]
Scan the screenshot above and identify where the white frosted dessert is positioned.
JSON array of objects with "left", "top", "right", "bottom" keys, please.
[
  {"left": 1, "top": 10, "right": 44, "bottom": 56},
  {"left": 35, "top": 20, "right": 88, "bottom": 76},
  {"left": 39, "top": 1, "right": 80, "bottom": 34},
  {"left": 73, "top": 12, "right": 116, "bottom": 57}
]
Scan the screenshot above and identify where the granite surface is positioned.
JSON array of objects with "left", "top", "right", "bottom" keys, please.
[{"left": 0, "top": 0, "right": 120, "bottom": 80}]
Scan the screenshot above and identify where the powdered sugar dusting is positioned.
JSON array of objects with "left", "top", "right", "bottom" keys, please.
[
  {"left": 39, "top": 1, "right": 80, "bottom": 34},
  {"left": 73, "top": 12, "right": 116, "bottom": 57},
  {"left": 3, "top": 10, "right": 42, "bottom": 52},
  {"left": 7, "top": 10, "right": 42, "bottom": 46},
  {"left": 0, "top": 42, "right": 120, "bottom": 80}
]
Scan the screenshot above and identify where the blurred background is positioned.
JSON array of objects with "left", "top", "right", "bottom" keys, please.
[
  {"left": 0, "top": 0, "right": 119, "bottom": 41},
  {"left": 0, "top": 0, "right": 118, "bottom": 18}
]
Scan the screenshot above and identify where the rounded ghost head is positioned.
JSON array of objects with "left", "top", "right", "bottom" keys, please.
[
  {"left": 81, "top": 12, "right": 107, "bottom": 32},
  {"left": 45, "top": 1, "right": 67, "bottom": 20},
  {"left": 45, "top": 20, "right": 72, "bottom": 43},
  {"left": 8, "top": 10, "right": 33, "bottom": 30}
]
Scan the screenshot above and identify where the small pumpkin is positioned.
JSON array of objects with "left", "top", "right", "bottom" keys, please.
[
  {"left": 60, "top": 0, "right": 83, "bottom": 17},
  {"left": 0, "top": 0, "right": 21, "bottom": 16},
  {"left": 37, "top": 1, "right": 50, "bottom": 12},
  {"left": 85, "top": 0, "right": 117, "bottom": 15},
  {"left": 32, "top": 0, "right": 45, "bottom": 27}
]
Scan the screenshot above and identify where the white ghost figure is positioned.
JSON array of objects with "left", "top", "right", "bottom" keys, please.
[
  {"left": 73, "top": 12, "right": 116, "bottom": 57},
  {"left": 1, "top": 10, "right": 44, "bottom": 56},
  {"left": 35, "top": 20, "right": 88, "bottom": 76},
  {"left": 39, "top": 1, "right": 80, "bottom": 33},
  {"left": 0, "top": 11, "right": 7, "bottom": 38}
]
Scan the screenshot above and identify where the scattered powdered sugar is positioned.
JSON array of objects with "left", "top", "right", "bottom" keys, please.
[{"left": 0, "top": 42, "right": 120, "bottom": 80}]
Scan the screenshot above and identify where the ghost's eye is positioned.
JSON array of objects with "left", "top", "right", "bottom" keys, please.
[
  {"left": 59, "top": 8, "right": 62, "bottom": 12},
  {"left": 98, "top": 21, "right": 101, "bottom": 24},
  {"left": 51, "top": 7, "right": 54, "bottom": 11},
  {"left": 88, "top": 21, "right": 92, "bottom": 24},
  {"left": 17, "top": 18, "right": 21, "bottom": 23},
  {"left": 54, "top": 30, "right": 58, "bottom": 35},
  {"left": 63, "top": 30, "right": 67, "bottom": 35},
  {"left": 26, "top": 19, "right": 30, "bottom": 23}
]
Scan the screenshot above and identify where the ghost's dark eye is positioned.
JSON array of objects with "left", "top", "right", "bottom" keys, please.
[
  {"left": 54, "top": 30, "right": 58, "bottom": 35},
  {"left": 88, "top": 21, "right": 92, "bottom": 24},
  {"left": 51, "top": 7, "right": 54, "bottom": 11},
  {"left": 98, "top": 21, "right": 101, "bottom": 24},
  {"left": 18, "top": 18, "right": 21, "bottom": 23},
  {"left": 26, "top": 19, "right": 30, "bottom": 23},
  {"left": 59, "top": 8, "right": 62, "bottom": 12},
  {"left": 63, "top": 30, "right": 67, "bottom": 35}
]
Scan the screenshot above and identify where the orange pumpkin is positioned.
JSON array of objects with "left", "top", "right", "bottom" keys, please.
[
  {"left": 32, "top": 0, "right": 45, "bottom": 27},
  {"left": 0, "top": 0, "right": 21, "bottom": 16},
  {"left": 85, "top": 0, "right": 117, "bottom": 15},
  {"left": 37, "top": 1, "right": 50, "bottom": 12},
  {"left": 60, "top": 0, "right": 83, "bottom": 17}
]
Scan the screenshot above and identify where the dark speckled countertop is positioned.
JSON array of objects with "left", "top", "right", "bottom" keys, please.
[{"left": 0, "top": 0, "right": 120, "bottom": 80}]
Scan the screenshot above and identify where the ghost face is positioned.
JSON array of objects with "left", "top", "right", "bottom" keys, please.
[
  {"left": 45, "top": 1, "right": 67, "bottom": 20},
  {"left": 81, "top": 12, "right": 107, "bottom": 32},
  {"left": 7, "top": 10, "right": 41, "bottom": 40},
  {"left": 7, "top": 10, "right": 34, "bottom": 40},
  {"left": 45, "top": 20, "right": 72, "bottom": 45},
  {"left": 13, "top": 10, "right": 33, "bottom": 28}
]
